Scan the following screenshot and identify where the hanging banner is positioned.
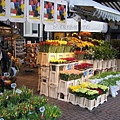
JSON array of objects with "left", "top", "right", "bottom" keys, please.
[
  {"left": 9, "top": 0, "right": 27, "bottom": 22},
  {"left": 27, "top": 0, "right": 42, "bottom": 23},
  {"left": 55, "top": 0, "right": 67, "bottom": 24},
  {"left": 0, "top": 0, "right": 8, "bottom": 21},
  {"left": 42, "top": 0, "right": 55, "bottom": 24}
]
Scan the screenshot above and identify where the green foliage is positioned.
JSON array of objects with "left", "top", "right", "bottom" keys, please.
[{"left": 0, "top": 86, "right": 61, "bottom": 120}]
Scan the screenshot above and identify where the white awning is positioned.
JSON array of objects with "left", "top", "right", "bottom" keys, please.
[{"left": 68, "top": 0, "right": 120, "bottom": 22}]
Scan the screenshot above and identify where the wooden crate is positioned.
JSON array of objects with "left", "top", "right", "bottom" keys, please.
[
  {"left": 58, "top": 80, "right": 74, "bottom": 95},
  {"left": 41, "top": 53, "right": 56, "bottom": 66},
  {"left": 68, "top": 93, "right": 76, "bottom": 105},
  {"left": 56, "top": 53, "right": 65, "bottom": 59},
  {"left": 37, "top": 75, "right": 41, "bottom": 91},
  {"left": 36, "top": 52, "right": 42, "bottom": 65},
  {"left": 50, "top": 64, "right": 67, "bottom": 73},
  {"left": 40, "top": 82, "right": 48, "bottom": 96},
  {"left": 100, "top": 94, "right": 107, "bottom": 104},
  {"left": 48, "top": 84, "right": 58, "bottom": 99},
  {"left": 49, "top": 71, "right": 59, "bottom": 86},
  {"left": 65, "top": 62, "right": 79, "bottom": 70},
  {"left": 41, "top": 77, "right": 49, "bottom": 84},
  {"left": 38, "top": 67, "right": 41, "bottom": 75},
  {"left": 75, "top": 96, "right": 85, "bottom": 107},
  {"left": 58, "top": 93, "right": 68, "bottom": 102},
  {"left": 41, "top": 66, "right": 50, "bottom": 78},
  {"left": 64, "top": 52, "right": 74, "bottom": 58}
]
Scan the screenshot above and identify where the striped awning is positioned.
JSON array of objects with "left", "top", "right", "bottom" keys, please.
[
  {"left": 68, "top": 0, "right": 120, "bottom": 22},
  {"left": 101, "top": 2, "right": 120, "bottom": 12}
]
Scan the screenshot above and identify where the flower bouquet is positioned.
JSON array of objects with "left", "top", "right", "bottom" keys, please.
[
  {"left": 64, "top": 41, "right": 73, "bottom": 53},
  {"left": 60, "top": 70, "right": 83, "bottom": 81},
  {"left": 60, "top": 57, "right": 78, "bottom": 63},
  {"left": 69, "top": 82, "right": 108, "bottom": 100},
  {"left": 74, "top": 63, "right": 93, "bottom": 70},
  {"left": 74, "top": 50, "right": 86, "bottom": 60},
  {"left": 50, "top": 59, "right": 67, "bottom": 64}
]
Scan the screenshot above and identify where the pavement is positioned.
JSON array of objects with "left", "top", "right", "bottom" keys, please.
[{"left": 16, "top": 66, "right": 120, "bottom": 120}]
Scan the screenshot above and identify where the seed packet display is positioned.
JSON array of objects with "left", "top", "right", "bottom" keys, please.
[
  {"left": 27, "top": 0, "right": 42, "bottom": 23},
  {"left": 42, "top": 0, "right": 55, "bottom": 24},
  {"left": 55, "top": 0, "right": 67, "bottom": 24},
  {"left": 0, "top": 0, "right": 8, "bottom": 21},
  {"left": 9, "top": 0, "right": 27, "bottom": 22}
]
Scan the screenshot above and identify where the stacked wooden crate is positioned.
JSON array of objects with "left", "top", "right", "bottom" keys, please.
[{"left": 37, "top": 52, "right": 75, "bottom": 97}]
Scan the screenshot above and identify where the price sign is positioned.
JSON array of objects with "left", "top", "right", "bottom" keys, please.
[
  {"left": 11, "top": 83, "right": 17, "bottom": 89},
  {"left": 16, "top": 89, "right": 22, "bottom": 94},
  {"left": 83, "top": 71, "right": 87, "bottom": 77},
  {"left": 67, "top": 64, "right": 71, "bottom": 70},
  {"left": 0, "top": 118, "right": 4, "bottom": 120},
  {"left": 74, "top": 63, "right": 78, "bottom": 66},
  {"left": 89, "top": 69, "right": 92, "bottom": 75},
  {"left": 11, "top": 83, "right": 17, "bottom": 94},
  {"left": 39, "top": 106, "right": 45, "bottom": 116},
  {"left": 4, "top": 72, "right": 10, "bottom": 77}
]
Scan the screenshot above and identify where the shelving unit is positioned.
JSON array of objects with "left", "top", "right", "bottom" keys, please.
[{"left": 14, "top": 39, "right": 26, "bottom": 58}]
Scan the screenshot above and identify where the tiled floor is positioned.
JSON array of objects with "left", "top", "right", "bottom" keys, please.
[{"left": 17, "top": 66, "right": 120, "bottom": 120}]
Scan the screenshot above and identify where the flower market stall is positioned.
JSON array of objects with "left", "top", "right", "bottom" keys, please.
[{"left": 36, "top": 32, "right": 119, "bottom": 110}]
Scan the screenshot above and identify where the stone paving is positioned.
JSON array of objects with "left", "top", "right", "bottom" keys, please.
[{"left": 16, "top": 67, "right": 120, "bottom": 120}]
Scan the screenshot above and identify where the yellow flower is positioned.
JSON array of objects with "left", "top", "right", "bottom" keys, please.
[
  {"left": 37, "top": 6, "right": 40, "bottom": 12},
  {"left": 20, "top": 4, "right": 24, "bottom": 10}
]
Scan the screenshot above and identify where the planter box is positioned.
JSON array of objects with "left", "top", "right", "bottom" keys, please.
[
  {"left": 68, "top": 93, "right": 76, "bottom": 105},
  {"left": 58, "top": 80, "right": 74, "bottom": 95}
]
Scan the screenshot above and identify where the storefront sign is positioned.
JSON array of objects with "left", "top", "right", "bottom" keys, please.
[
  {"left": 81, "top": 20, "right": 108, "bottom": 33},
  {"left": 45, "top": 18, "right": 78, "bottom": 32},
  {"left": 45, "top": 18, "right": 108, "bottom": 33}
]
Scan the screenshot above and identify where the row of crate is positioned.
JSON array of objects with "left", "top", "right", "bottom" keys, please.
[
  {"left": 68, "top": 93, "right": 108, "bottom": 110},
  {"left": 90, "top": 59, "right": 117, "bottom": 72},
  {"left": 38, "top": 59, "right": 117, "bottom": 79},
  {"left": 39, "top": 78, "right": 108, "bottom": 110},
  {"left": 38, "top": 67, "right": 94, "bottom": 91},
  {"left": 36, "top": 52, "right": 74, "bottom": 66},
  {"left": 38, "top": 75, "right": 92, "bottom": 99}
]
